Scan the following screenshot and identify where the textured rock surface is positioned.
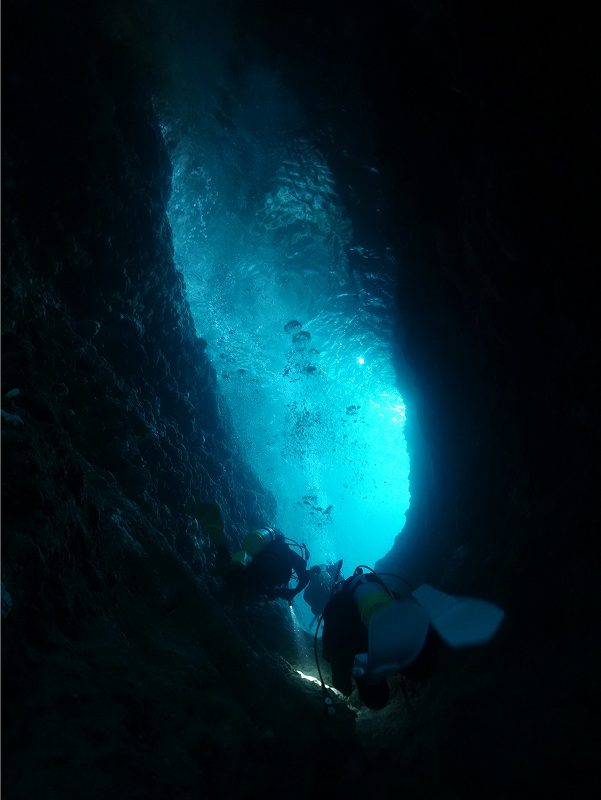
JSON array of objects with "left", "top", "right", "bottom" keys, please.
[
  {"left": 1, "top": 3, "right": 357, "bottom": 797},
  {"left": 2, "top": 1, "right": 600, "bottom": 798}
]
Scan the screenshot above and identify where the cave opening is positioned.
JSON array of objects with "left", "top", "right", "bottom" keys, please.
[{"left": 158, "top": 19, "right": 412, "bottom": 604}]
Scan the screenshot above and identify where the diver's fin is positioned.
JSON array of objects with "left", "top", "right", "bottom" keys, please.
[
  {"left": 353, "top": 601, "right": 430, "bottom": 680},
  {"left": 412, "top": 584, "right": 505, "bottom": 648},
  {"left": 189, "top": 501, "right": 225, "bottom": 546}
]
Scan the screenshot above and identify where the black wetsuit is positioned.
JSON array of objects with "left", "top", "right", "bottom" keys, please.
[{"left": 228, "top": 539, "right": 310, "bottom": 602}]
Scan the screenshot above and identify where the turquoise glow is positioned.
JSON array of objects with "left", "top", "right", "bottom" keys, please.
[{"left": 162, "top": 65, "right": 410, "bottom": 576}]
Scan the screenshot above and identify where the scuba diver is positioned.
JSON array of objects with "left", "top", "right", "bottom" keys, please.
[
  {"left": 230, "top": 529, "right": 311, "bottom": 604},
  {"left": 319, "top": 567, "right": 505, "bottom": 710},
  {"left": 303, "top": 560, "right": 344, "bottom": 624},
  {"left": 190, "top": 501, "right": 311, "bottom": 604}
]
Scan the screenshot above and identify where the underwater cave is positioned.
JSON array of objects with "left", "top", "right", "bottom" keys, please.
[{"left": 2, "top": 1, "right": 600, "bottom": 797}]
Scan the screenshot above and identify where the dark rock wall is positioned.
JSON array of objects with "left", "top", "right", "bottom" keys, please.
[
  {"left": 367, "top": 2, "right": 601, "bottom": 795},
  {"left": 2, "top": 1, "right": 600, "bottom": 798},
  {"left": 2, "top": 2, "right": 359, "bottom": 798},
  {"left": 363, "top": 3, "right": 601, "bottom": 794},
  {"left": 371, "top": 0, "right": 601, "bottom": 585}
]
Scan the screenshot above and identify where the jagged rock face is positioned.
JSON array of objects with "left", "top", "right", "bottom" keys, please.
[
  {"left": 2, "top": 1, "right": 600, "bottom": 798},
  {"left": 1, "top": 3, "right": 358, "bottom": 798}
]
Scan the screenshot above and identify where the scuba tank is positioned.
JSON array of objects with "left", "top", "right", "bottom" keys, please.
[
  {"left": 242, "top": 527, "right": 276, "bottom": 556},
  {"left": 353, "top": 576, "right": 396, "bottom": 625},
  {"left": 242, "top": 528, "right": 309, "bottom": 560}
]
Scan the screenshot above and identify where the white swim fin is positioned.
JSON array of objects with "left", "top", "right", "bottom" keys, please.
[
  {"left": 352, "top": 600, "right": 431, "bottom": 680},
  {"left": 413, "top": 584, "right": 505, "bottom": 648}
]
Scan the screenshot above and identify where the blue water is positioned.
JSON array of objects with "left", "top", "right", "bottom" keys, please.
[{"left": 161, "top": 48, "right": 410, "bottom": 582}]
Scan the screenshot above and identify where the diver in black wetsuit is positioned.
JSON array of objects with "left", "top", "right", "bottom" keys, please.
[
  {"left": 321, "top": 568, "right": 505, "bottom": 710},
  {"left": 228, "top": 533, "right": 311, "bottom": 604},
  {"left": 190, "top": 502, "right": 310, "bottom": 604}
]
